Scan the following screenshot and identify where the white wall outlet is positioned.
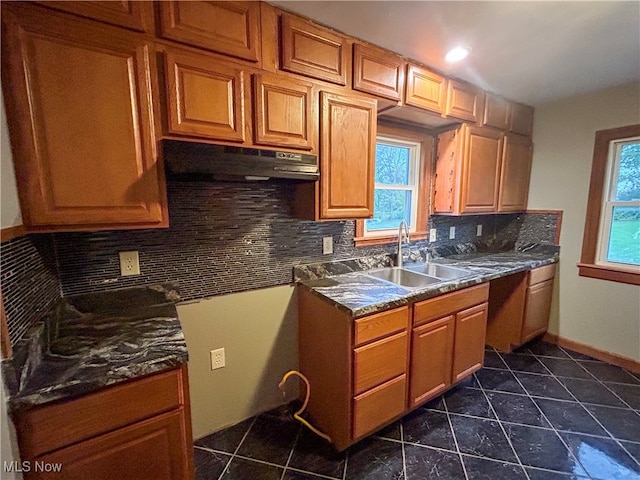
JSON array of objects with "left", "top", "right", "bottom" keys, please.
[
  {"left": 429, "top": 228, "right": 437, "bottom": 242},
  {"left": 119, "top": 251, "right": 140, "bottom": 276},
  {"left": 210, "top": 348, "right": 225, "bottom": 370},
  {"left": 322, "top": 236, "right": 333, "bottom": 255},
  {"left": 477, "top": 224, "right": 483, "bottom": 236},
  {"left": 449, "top": 226, "right": 456, "bottom": 239}
]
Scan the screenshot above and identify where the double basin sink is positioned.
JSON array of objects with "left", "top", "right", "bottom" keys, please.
[{"left": 365, "top": 263, "right": 473, "bottom": 289}]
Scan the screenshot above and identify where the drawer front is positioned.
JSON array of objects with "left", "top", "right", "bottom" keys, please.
[
  {"left": 15, "top": 367, "right": 185, "bottom": 458},
  {"left": 354, "top": 306, "right": 408, "bottom": 347},
  {"left": 353, "top": 331, "right": 407, "bottom": 395},
  {"left": 413, "top": 283, "right": 489, "bottom": 326},
  {"left": 529, "top": 263, "right": 556, "bottom": 285},
  {"left": 353, "top": 374, "right": 406, "bottom": 439}
]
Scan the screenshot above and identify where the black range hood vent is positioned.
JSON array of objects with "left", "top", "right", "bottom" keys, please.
[{"left": 162, "top": 140, "right": 319, "bottom": 182}]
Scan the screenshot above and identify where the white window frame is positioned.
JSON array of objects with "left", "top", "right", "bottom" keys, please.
[
  {"left": 364, "top": 135, "right": 421, "bottom": 238},
  {"left": 595, "top": 136, "right": 640, "bottom": 269}
]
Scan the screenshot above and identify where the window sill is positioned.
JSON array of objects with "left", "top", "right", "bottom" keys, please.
[
  {"left": 577, "top": 263, "right": 640, "bottom": 286},
  {"left": 354, "top": 231, "right": 427, "bottom": 247}
]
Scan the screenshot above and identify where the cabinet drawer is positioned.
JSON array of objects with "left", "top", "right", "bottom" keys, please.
[
  {"left": 529, "top": 264, "right": 556, "bottom": 285},
  {"left": 353, "top": 331, "right": 407, "bottom": 395},
  {"left": 15, "top": 367, "right": 184, "bottom": 458},
  {"left": 354, "top": 306, "right": 408, "bottom": 347},
  {"left": 413, "top": 283, "right": 489, "bottom": 326},
  {"left": 353, "top": 374, "right": 406, "bottom": 439}
]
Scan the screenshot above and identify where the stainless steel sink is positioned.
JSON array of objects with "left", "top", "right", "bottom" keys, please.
[
  {"left": 404, "top": 263, "right": 472, "bottom": 280},
  {"left": 366, "top": 268, "right": 441, "bottom": 288}
]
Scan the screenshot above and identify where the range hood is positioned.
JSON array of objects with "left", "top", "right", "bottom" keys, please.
[{"left": 162, "top": 140, "right": 319, "bottom": 181}]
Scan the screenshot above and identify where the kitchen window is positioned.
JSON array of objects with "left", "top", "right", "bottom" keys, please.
[
  {"left": 355, "top": 124, "right": 432, "bottom": 246},
  {"left": 579, "top": 124, "right": 640, "bottom": 285}
]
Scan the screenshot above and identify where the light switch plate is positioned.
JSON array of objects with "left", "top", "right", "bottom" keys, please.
[
  {"left": 119, "top": 251, "right": 140, "bottom": 276},
  {"left": 477, "top": 224, "right": 483, "bottom": 236},
  {"left": 322, "top": 236, "right": 333, "bottom": 255},
  {"left": 449, "top": 226, "right": 456, "bottom": 239},
  {"left": 429, "top": 229, "right": 437, "bottom": 242}
]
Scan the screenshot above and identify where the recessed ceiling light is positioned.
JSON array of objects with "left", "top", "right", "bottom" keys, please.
[{"left": 445, "top": 46, "right": 470, "bottom": 63}]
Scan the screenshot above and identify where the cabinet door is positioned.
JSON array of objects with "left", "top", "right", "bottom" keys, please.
[
  {"left": 509, "top": 102, "right": 534, "bottom": 136},
  {"left": 405, "top": 64, "right": 446, "bottom": 114},
  {"left": 460, "top": 126, "right": 504, "bottom": 213},
  {"left": 520, "top": 279, "right": 554, "bottom": 344},
  {"left": 1, "top": 5, "right": 166, "bottom": 230},
  {"left": 352, "top": 43, "right": 404, "bottom": 102},
  {"left": 482, "top": 93, "right": 510, "bottom": 130},
  {"left": 452, "top": 303, "right": 488, "bottom": 383},
  {"left": 164, "top": 49, "right": 247, "bottom": 142},
  {"left": 35, "top": 1, "right": 153, "bottom": 32},
  {"left": 409, "top": 316, "right": 454, "bottom": 407},
  {"left": 280, "top": 14, "right": 347, "bottom": 85},
  {"left": 498, "top": 134, "right": 533, "bottom": 212},
  {"left": 254, "top": 74, "right": 314, "bottom": 150},
  {"left": 353, "top": 374, "right": 406, "bottom": 439},
  {"left": 320, "top": 92, "right": 377, "bottom": 219},
  {"left": 159, "top": 1, "right": 260, "bottom": 63},
  {"left": 36, "top": 410, "right": 191, "bottom": 480},
  {"left": 445, "top": 79, "right": 481, "bottom": 123}
]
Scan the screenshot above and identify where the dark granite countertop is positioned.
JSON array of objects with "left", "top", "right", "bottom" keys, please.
[
  {"left": 3, "top": 284, "right": 188, "bottom": 412},
  {"left": 297, "top": 250, "right": 559, "bottom": 318}
]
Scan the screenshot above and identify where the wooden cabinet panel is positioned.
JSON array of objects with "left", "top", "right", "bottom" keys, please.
[
  {"left": 509, "top": 102, "right": 534, "bottom": 136},
  {"left": 159, "top": 1, "right": 261, "bottom": 63},
  {"left": 529, "top": 263, "right": 556, "bottom": 285},
  {"left": 353, "top": 374, "right": 406, "bottom": 439},
  {"left": 352, "top": 43, "right": 404, "bottom": 101},
  {"left": 413, "top": 284, "right": 489, "bottom": 327},
  {"left": 409, "top": 316, "right": 454, "bottom": 407},
  {"left": 1, "top": 5, "right": 166, "bottom": 230},
  {"left": 482, "top": 93, "right": 510, "bottom": 130},
  {"left": 353, "top": 332, "right": 407, "bottom": 395},
  {"left": 498, "top": 134, "right": 532, "bottom": 212},
  {"left": 445, "top": 79, "right": 481, "bottom": 122},
  {"left": 35, "top": 410, "right": 189, "bottom": 480},
  {"left": 254, "top": 74, "right": 314, "bottom": 150},
  {"left": 405, "top": 64, "right": 446, "bottom": 114},
  {"left": 36, "top": 1, "right": 153, "bottom": 32},
  {"left": 319, "top": 92, "right": 376, "bottom": 219},
  {"left": 461, "top": 126, "right": 504, "bottom": 213},
  {"left": 354, "top": 306, "right": 408, "bottom": 347},
  {"left": 280, "top": 14, "right": 347, "bottom": 85},
  {"left": 521, "top": 279, "right": 554, "bottom": 344},
  {"left": 164, "top": 49, "right": 247, "bottom": 142},
  {"left": 452, "top": 303, "right": 488, "bottom": 383}
]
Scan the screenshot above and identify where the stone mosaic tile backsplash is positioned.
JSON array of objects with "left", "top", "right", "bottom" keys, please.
[{"left": 1, "top": 179, "right": 560, "bottom": 345}]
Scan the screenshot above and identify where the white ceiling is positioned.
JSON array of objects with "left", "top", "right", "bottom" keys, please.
[{"left": 271, "top": 1, "right": 640, "bottom": 106}]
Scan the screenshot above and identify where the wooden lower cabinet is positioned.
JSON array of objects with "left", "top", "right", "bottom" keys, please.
[
  {"left": 13, "top": 366, "right": 194, "bottom": 480},
  {"left": 452, "top": 303, "right": 489, "bottom": 382},
  {"left": 521, "top": 278, "right": 554, "bottom": 344}
]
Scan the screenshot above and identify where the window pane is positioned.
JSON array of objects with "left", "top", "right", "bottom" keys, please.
[
  {"left": 375, "top": 143, "right": 410, "bottom": 185},
  {"left": 365, "top": 189, "right": 412, "bottom": 231},
  {"left": 614, "top": 142, "right": 640, "bottom": 201},
  {"left": 605, "top": 206, "right": 640, "bottom": 265}
]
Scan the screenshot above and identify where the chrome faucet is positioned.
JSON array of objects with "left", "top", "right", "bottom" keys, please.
[{"left": 397, "top": 220, "right": 410, "bottom": 268}]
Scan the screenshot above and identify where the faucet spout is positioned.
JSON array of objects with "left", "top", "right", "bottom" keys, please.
[{"left": 397, "top": 220, "right": 410, "bottom": 268}]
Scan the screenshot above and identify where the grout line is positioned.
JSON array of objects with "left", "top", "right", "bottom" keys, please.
[
  {"left": 285, "top": 466, "right": 342, "bottom": 480},
  {"left": 442, "top": 391, "right": 470, "bottom": 480},
  {"left": 216, "top": 416, "right": 258, "bottom": 480},
  {"left": 279, "top": 427, "right": 301, "bottom": 480},
  {"left": 341, "top": 445, "right": 348, "bottom": 480},
  {"left": 399, "top": 419, "right": 408, "bottom": 480}
]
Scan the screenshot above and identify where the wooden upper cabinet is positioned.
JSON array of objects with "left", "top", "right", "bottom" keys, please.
[
  {"left": 461, "top": 126, "right": 504, "bottom": 213},
  {"left": 482, "top": 93, "right": 510, "bottom": 130},
  {"left": 164, "top": 48, "right": 247, "bottom": 143},
  {"left": 445, "top": 79, "right": 482, "bottom": 123},
  {"left": 36, "top": 1, "right": 154, "bottom": 32},
  {"left": 1, "top": 4, "right": 167, "bottom": 231},
  {"left": 158, "top": 1, "right": 261, "bottom": 63},
  {"left": 280, "top": 14, "right": 348, "bottom": 85},
  {"left": 509, "top": 102, "right": 535, "bottom": 136},
  {"left": 498, "top": 134, "right": 533, "bottom": 212},
  {"left": 254, "top": 74, "right": 314, "bottom": 150},
  {"left": 405, "top": 64, "right": 446, "bottom": 114},
  {"left": 352, "top": 43, "right": 404, "bottom": 102},
  {"left": 320, "top": 92, "right": 376, "bottom": 219}
]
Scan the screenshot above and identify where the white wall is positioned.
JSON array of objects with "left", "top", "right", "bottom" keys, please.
[
  {"left": 528, "top": 81, "right": 640, "bottom": 361},
  {"left": 1, "top": 96, "right": 23, "bottom": 229}
]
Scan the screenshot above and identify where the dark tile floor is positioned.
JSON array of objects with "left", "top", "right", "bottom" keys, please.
[{"left": 194, "top": 340, "right": 640, "bottom": 480}]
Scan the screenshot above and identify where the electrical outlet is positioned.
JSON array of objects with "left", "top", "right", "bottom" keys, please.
[
  {"left": 322, "top": 236, "right": 333, "bottom": 255},
  {"left": 119, "top": 251, "right": 140, "bottom": 276},
  {"left": 477, "top": 224, "right": 483, "bottom": 236},
  {"left": 210, "top": 348, "right": 225, "bottom": 370},
  {"left": 449, "top": 226, "right": 456, "bottom": 239},
  {"left": 429, "top": 228, "right": 437, "bottom": 242}
]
